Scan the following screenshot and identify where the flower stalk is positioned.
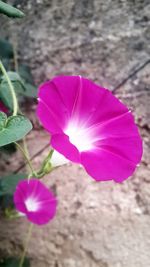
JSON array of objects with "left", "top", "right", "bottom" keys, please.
[
  {"left": 19, "top": 223, "right": 33, "bottom": 267},
  {"left": 14, "top": 142, "right": 35, "bottom": 176}
]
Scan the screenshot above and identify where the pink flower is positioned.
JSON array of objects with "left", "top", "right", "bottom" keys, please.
[
  {"left": 0, "top": 100, "right": 8, "bottom": 113},
  {"left": 37, "top": 76, "right": 142, "bottom": 182},
  {"left": 14, "top": 179, "right": 57, "bottom": 225}
]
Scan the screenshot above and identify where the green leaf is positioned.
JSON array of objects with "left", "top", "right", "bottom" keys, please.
[
  {"left": 22, "top": 83, "right": 37, "bottom": 98},
  {"left": 0, "top": 72, "right": 25, "bottom": 109},
  {"left": 0, "top": 1, "right": 25, "bottom": 18},
  {"left": 0, "top": 112, "right": 7, "bottom": 129},
  {"left": 0, "top": 81, "right": 13, "bottom": 109},
  {"left": 1, "top": 71, "right": 22, "bottom": 82},
  {"left": 0, "top": 72, "right": 37, "bottom": 109},
  {"left": 0, "top": 174, "right": 26, "bottom": 196},
  {"left": 0, "top": 257, "right": 30, "bottom": 267},
  {"left": 0, "top": 113, "right": 32, "bottom": 147},
  {"left": 18, "top": 65, "right": 34, "bottom": 84},
  {"left": 0, "top": 39, "right": 13, "bottom": 59},
  {"left": 18, "top": 65, "right": 37, "bottom": 97}
]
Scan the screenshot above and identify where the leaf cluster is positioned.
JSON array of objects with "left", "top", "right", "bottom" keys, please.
[
  {"left": 0, "top": 39, "right": 37, "bottom": 111},
  {"left": 0, "top": 111, "right": 31, "bottom": 208}
]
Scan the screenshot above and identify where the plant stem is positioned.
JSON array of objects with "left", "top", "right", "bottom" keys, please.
[
  {"left": 19, "top": 223, "right": 33, "bottom": 267},
  {"left": 22, "top": 137, "right": 31, "bottom": 173},
  {"left": 0, "top": 59, "right": 18, "bottom": 116},
  {"left": 22, "top": 137, "right": 30, "bottom": 159},
  {"left": 15, "top": 142, "right": 35, "bottom": 175}
]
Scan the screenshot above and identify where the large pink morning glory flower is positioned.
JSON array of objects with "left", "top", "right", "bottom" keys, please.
[
  {"left": 14, "top": 179, "right": 57, "bottom": 225},
  {"left": 37, "top": 76, "right": 142, "bottom": 182}
]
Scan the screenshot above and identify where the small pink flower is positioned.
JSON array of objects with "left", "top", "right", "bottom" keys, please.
[
  {"left": 0, "top": 100, "right": 8, "bottom": 113},
  {"left": 14, "top": 179, "right": 57, "bottom": 225},
  {"left": 37, "top": 76, "right": 142, "bottom": 182}
]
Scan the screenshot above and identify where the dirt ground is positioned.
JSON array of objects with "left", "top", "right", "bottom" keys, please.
[{"left": 0, "top": 0, "right": 150, "bottom": 266}]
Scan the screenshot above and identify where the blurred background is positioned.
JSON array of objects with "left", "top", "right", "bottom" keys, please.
[{"left": 0, "top": 0, "right": 150, "bottom": 266}]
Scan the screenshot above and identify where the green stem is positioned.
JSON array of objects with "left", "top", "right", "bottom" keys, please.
[
  {"left": 15, "top": 142, "right": 35, "bottom": 175},
  {"left": 19, "top": 223, "right": 33, "bottom": 267},
  {"left": 22, "top": 137, "right": 31, "bottom": 173},
  {"left": 0, "top": 59, "right": 18, "bottom": 116},
  {"left": 23, "top": 138, "right": 30, "bottom": 159}
]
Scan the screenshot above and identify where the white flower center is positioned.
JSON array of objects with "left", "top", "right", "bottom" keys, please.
[
  {"left": 65, "top": 122, "right": 93, "bottom": 152},
  {"left": 25, "top": 197, "right": 39, "bottom": 212}
]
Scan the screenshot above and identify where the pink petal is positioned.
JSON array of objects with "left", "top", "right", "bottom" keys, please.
[
  {"left": 81, "top": 148, "right": 138, "bottom": 182},
  {"left": 37, "top": 81, "right": 69, "bottom": 134},
  {"left": 14, "top": 179, "right": 57, "bottom": 225},
  {"left": 83, "top": 89, "right": 128, "bottom": 127},
  {"left": 90, "top": 111, "right": 140, "bottom": 141},
  {"left": 51, "top": 133, "right": 80, "bottom": 163},
  {"left": 27, "top": 198, "right": 57, "bottom": 225},
  {"left": 52, "top": 76, "right": 80, "bottom": 113},
  {"left": 52, "top": 76, "right": 104, "bottom": 121}
]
